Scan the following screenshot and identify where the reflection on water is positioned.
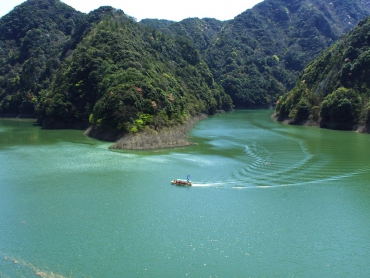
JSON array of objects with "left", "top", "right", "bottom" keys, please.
[
  {"left": 1, "top": 111, "right": 370, "bottom": 277},
  {"left": 0, "top": 118, "right": 100, "bottom": 149}
]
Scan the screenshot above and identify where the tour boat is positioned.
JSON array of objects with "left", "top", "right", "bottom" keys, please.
[{"left": 171, "top": 175, "right": 192, "bottom": 186}]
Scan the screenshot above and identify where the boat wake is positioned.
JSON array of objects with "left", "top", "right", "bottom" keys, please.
[
  {"left": 171, "top": 116, "right": 370, "bottom": 190},
  {"left": 191, "top": 181, "right": 255, "bottom": 189},
  {"left": 189, "top": 165, "right": 370, "bottom": 190}
]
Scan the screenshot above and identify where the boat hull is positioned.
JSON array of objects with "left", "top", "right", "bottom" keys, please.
[{"left": 171, "top": 180, "right": 192, "bottom": 186}]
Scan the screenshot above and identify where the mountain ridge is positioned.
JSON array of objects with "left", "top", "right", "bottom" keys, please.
[
  {"left": 144, "top": 0, "right": 370, "bottom": 108},
  {"left": 1, "top": 0, "right": 370, "bottom": 140}
]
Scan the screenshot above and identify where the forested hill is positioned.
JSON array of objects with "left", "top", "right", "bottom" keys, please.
[
  {"left": 2, "top": 0, "right": 370, "bottom": 139},
  {"left": 37, "top": 8, "right": 232, "bottom": 138},
  {"left": 140, "top": 19, "right": 175, "bottom": 30},
  {"left": 0, "top": 0, "right": 85, "bottom": 116},
  {"left": 145, "top": 18, "right": 227, "bottom": 52},
  {"left": 144, "top": 0, "right": 370, "bottom": 108},
  {"left": 205, "top": 0, "right": 370, "bottom": 107},
  {"left": 275, "top": 16, "right": 370, "bottom": 132},
  {"left": 0, "top": 0, "right": 231, "bottom": 140}
]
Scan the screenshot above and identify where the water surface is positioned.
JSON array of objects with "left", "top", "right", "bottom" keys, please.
[{"left": 1, "top": 111, "right": 370, "bottom": 277}]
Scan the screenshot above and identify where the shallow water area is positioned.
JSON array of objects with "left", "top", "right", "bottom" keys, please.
[{"left": 1, "top": 110, "right": 370, "bottom": 277}]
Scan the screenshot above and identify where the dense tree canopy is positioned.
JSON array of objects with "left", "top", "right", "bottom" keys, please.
[
  {"left": 36, "top": 8, "right": 231, "bottom": 138},
  {"left": 145, "top": 0, "right": 370, "bottom": 108},
  {"left": 0, "top": 0, "right": 85, "bottom": 116},
  {"left": 203, "top": 0, "right": 370, "bottom": 107},
  {"left": 0, "top": 1, "right": 231, "bottom": 140},
  {"left": 275, "top": 16, "right": 370, "bottom": 131},
  {"left": 2, "top": 0, "right": 370, "bottom": 137}
]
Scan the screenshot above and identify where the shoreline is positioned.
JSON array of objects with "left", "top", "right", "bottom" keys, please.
[
  {"left": 271, "top": 112, "right": 370, "bottom": 133},
  {"left": 110, "top": 114, "right": 208, "bottom": 150},
  {"left": 0, "top": 114, "right": 209, "bottom": 150},
  {"left": 271, "top": 112, "right": 320, "bottom": 127}
]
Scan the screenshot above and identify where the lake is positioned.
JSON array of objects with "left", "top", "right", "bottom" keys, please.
[{"left": 1, "top": 110, "right": 370, "bottom": 277}]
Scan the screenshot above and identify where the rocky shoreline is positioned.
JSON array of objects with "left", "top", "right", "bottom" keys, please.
[{"left": 110, "top": 114, "right": 208, "bottom": 150}]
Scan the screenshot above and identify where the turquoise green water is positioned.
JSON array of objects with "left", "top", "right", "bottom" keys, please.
[{"left": 1, "top": 110, "right": 370, "bottom": 277}]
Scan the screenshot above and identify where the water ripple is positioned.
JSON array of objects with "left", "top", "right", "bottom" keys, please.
[{"left": 190, "top": 125, "right": 370, "bottom": 189}]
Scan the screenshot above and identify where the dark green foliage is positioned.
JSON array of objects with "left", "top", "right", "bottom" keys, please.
[
  {"left": 320, "top": 87, "right": 361, "bottom": 129},
  {"left": 295, "top": 97, "right": 311, "bottom": 122},
  {"left": 276, "top": 16, "right": 370, "bottom": 131},
  {"left": 0, "top": 0, "right": 82, "bottom": 41},
  {"left": 152, "top": 18, "right": 227, "bottom": 52},
  {"left": 60, "top": 6, "right": 123, "bottom": 59},
  {"left": 140, "top": 19, "right": 175, "bottom": 30},
  {"left": 2, "top": 0, "right": 370, "bottom": 135},
  {"left": 36, "top": 10, "right": 231, "bottom": 136},
  {"left": 0, "top": 1, "right": 231, "bottom": 137},
  {"left": 276, "top": 82, "right": 317, "bottom": 123},
  {"left": 164, "top": 0, "right": 370, "bottom": 107},
  {"left": 0, "top": 0, "right": 84, "bottom": 116}
]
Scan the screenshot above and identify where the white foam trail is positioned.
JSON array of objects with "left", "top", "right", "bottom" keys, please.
[
  {"left": 190, "top": 165, "right": 370, "bottom": 189},
  {"left": 191, "top": 183, "right": 212, "bottom": 187}
]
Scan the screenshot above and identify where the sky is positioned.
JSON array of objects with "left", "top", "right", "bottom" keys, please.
[{"left": 0, "top": 0, "right": 263, "bottom": 21}]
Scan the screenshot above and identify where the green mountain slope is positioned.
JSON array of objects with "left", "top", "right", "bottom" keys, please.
[
  {"left": 164, "top": 0, "right": 370, "bottom": 107},
  {"left": 36, "top": 8, "right": 232, "bottom": 139},
  {"left": 0, "top": 0, "right": 85, "bottom": 116},
  {"left": 149, "top": 18, "right": 227, "bottom": 52},
  {"left": 2, "top": 0, "right": 370, "bottom": 137},
  {"left": 140, "top": 19, "right": 175, "bottom": 30},
  {"left": 275, "top": 16, "right": 370, "bottom": 131}
]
